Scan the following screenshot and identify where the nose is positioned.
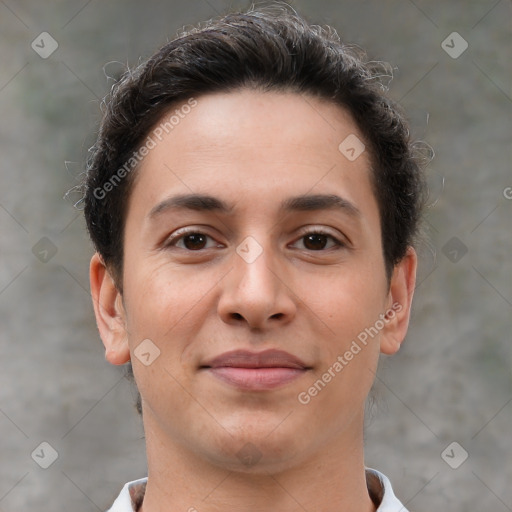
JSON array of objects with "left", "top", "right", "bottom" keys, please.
[{"left": 217, "top": 237, "right": 297, "bottom": 330}]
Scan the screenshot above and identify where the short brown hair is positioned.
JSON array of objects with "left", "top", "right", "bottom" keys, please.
[{"left": 83, "top": 3, "right": 425, "bottom": 288}]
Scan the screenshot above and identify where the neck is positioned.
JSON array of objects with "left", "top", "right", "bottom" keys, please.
[{"left": 138, "top": 413, "right": 376, "bottom": 512}]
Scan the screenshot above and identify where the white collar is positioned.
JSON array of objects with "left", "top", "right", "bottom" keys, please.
[{"left": 106, "top": 468, "right": 409, "bottom": 511}]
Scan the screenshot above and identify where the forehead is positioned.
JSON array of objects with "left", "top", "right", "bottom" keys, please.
[{"left": 128, "top": 89, "right": 377, "bottom": 221}]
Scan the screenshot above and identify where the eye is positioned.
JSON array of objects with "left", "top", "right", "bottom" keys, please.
[
  {"left": 165, "top": 230, "right": 221, "bottom": 251},
  {"left": 291, "top": 229, "right": 345, "bottom": 251},
  {"left": 164, "top": 228, "right": 345, "bottom": 252}
]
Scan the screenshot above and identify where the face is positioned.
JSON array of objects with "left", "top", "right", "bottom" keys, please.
[{"left": 91, "top": 89, "right": 416, "bottom": 473}]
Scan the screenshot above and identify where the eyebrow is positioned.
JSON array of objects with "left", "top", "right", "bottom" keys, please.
[{"left": 148, "top": 193, "right": 361, "bottom": 219}]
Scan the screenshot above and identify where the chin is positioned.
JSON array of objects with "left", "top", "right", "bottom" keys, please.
[
  {"left": 202, "top": 417, "right": 307, "bottom": 474},
  {"left": 211, "top": 443, "right": 304, "bottom": 475}
]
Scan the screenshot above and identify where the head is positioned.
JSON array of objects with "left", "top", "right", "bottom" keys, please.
[{"left": 85, "top": 4, "right": 424, "bottom": 472}]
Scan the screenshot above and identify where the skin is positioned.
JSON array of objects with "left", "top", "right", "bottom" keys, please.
[{"left": 90, "top": 89, "right": 417, "bottom": 512}]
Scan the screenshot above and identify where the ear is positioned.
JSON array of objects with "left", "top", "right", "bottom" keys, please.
[
  {"left": 380, "top": 246, "right": 417, "bottom": 355},
  {"left": 89, "top": 253, "right": 131, "bottom": 365}
]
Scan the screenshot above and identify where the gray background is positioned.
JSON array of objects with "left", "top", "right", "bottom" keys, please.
[{"left": 0, "top": 0, "right": 510, "bottom": 510}]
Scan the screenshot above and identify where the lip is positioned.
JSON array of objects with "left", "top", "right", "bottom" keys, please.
[{"left": 200, "top": 349, "right": 311, "bottom": 391}]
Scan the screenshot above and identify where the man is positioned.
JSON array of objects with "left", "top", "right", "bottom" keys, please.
[{"left": 84, "top": 4, "right": 424, "bottom": 511}]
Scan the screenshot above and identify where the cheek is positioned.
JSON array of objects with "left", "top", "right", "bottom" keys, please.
[
  {"left": 123, "top": 259, "right": 211, "bottom": 336},
  {"left": 121, "top": 259, "right": 224, "bottom": 390},
  {"left": 121, "top": 263, "right": 214, "bottom": 421},
  {"left": 295, "top": 264, "right": 386, "bottom": 394},
  {"left": 301, "top": 260, "right": 387, "bottom": 336}
]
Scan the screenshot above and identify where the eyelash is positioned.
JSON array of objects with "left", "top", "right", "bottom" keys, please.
[{"left": 164, "top": 228, "right": 346, "bottom": 251}]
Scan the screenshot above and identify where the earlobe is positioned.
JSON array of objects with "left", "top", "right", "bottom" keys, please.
[
  {"left": 380, "top": 246, "right": 417, "bottom": 355},
  {"left": 89, "top": 253, "right": 131, "bottom": 365}
]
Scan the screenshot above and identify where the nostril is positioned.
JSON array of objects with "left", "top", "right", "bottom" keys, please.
[{"left": 231, "top": 312, "right": 244, "bottom": 320}]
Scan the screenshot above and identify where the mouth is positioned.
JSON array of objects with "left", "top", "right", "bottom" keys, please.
[{"left": 200, "top": 349, "right": 311, "bottom": 391}]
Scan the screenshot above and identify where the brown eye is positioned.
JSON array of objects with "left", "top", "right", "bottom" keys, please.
[
  {"left": 292, "top": 230, "right": 343, "bottom": 251},
  {"left": 303, "top": 233, "right": 329, "bottom": 250},
  {"left": 166, "top": 231, "right": 219, "bottom": 251},
  {"left": 181, "top": 233, "right": 208, "bottom": 250}
]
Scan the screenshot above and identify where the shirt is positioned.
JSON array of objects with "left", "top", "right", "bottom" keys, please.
[{"left": 106, "top": 468, "right": 409, "bottom": 511}]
